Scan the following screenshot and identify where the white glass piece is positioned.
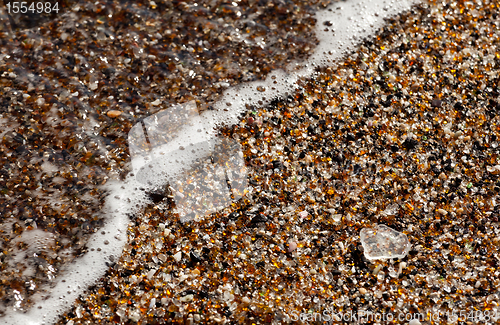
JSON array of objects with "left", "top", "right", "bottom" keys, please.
[
  {"left": 128, "top": 101, "right": 248, "bottom": 222},
  {"left": 360, "top": 224, "right": 411, "bottom": 260}
]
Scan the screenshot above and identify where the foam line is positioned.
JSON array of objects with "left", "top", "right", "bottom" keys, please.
[
  {"left": 2, "top": 177, "right": 148, "bottom": 325},
  {"left": 211, "top": 0, "right": 420, "bottom": 125},
  {"left": 2, "top": 0, "right": 421, "bottom": 323}
]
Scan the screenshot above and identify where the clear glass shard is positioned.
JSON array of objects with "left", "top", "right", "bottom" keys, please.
[
  {"left": 360, "top": 224, "right": 411, "bottom": 260},
  {"left": 128, "top": 101, "right": 248, "bottom": 222}
]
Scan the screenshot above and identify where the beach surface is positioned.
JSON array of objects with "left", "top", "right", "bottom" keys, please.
[{"left": 1, "top": 0, "right": 500, "bottom": 324}]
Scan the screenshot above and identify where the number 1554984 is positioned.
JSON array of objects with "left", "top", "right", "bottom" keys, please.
[{"left": 6, "top": 2, "right": 59, "bottom": 14}]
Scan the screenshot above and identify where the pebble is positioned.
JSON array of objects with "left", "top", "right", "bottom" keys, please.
[
  {"left": 173, "top": 251, "right": 182, "bottom": 262},
  {"left": 106, "top": 110, "right": 122, "bottom": 118},
  {"left": 431, "top": 99, "right": 443, "bottom": 107},
  {"left": 147, "top": 269, "right": 156, "bottom": 280},
  {"left": 331, "top": 214, "right": 342, "bottom": 222},
  {"left": 179, "top": 294, "right": 194, "bottom": 302},
  {"left": 398, "top": 262, "right": 407, "bottom": 274},
  {"left": 437, "top": 209, "right": 448, "bottom": 216}
]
